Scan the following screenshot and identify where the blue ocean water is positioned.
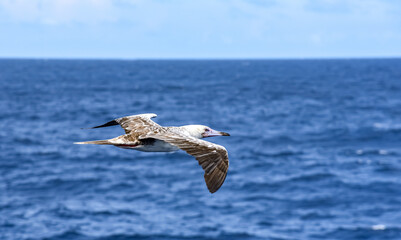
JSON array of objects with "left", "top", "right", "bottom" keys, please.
[{"left": 1, "top": 59, "right": 401, "bottom": 240}]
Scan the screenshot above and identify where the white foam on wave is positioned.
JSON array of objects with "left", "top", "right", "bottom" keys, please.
[
  {"left": 379, "top": 150, "right": 388, "bottom": 155},
  {"left": 355, "top": 149, "right": 390, "bottom": 156},
  {"left": 373, "top": 122, "right": 401, "bottom": 131},
  {"left": 371, "top": 224, "right": 386, "bottom": 231}
]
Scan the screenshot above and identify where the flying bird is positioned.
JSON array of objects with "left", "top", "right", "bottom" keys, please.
[{"left": 74, "top": 113, "right": 230, "bottom": 193}]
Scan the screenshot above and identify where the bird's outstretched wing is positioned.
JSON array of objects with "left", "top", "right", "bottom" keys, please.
[
  {"left": 91, "top": 113, "right": 162, "bottom": 135},
  {"left": 146, "top": 132, "right": 229, "bottom": 193}
]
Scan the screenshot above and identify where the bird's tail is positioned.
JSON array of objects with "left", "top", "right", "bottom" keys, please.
[{"left": 74, "top": 139, "right": 113, "bottom": 145}]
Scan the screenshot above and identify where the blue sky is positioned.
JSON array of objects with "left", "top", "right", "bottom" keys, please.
[{"left": 0, "top": 0, "right": 400, "bottom": 59}]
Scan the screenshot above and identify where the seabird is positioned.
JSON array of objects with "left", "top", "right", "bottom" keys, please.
[{"left": 74, "top": 113, "right": 230, "bottom": 193}]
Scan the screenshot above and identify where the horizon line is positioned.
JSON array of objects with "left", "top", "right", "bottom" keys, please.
[{"left": 0, "top": 56, "right": 400, "bottom": 61}]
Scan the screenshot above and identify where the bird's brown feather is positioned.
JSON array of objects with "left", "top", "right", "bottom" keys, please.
[{"left": 146, "top": 132, "right": 229, "bottom": 193}]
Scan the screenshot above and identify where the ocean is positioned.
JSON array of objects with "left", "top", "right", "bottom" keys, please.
[{"left": 1, "top": 59, "right": 401, "bottom": 240}]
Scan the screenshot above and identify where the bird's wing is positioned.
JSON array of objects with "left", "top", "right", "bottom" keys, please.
[
  {"left": 115, "top": 113, "right": 161, "bottom": 134},
  {"left": 145, "top": 132, "right": 229, "bottom": 193},
  {"left": 92, "top": 113, "right": 162, "bottom": 135}
]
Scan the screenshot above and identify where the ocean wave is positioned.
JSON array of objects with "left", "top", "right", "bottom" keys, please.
[
  {"left": 250, "top": 149, "right": 303, "bottom": 158},
  {"left": 2, "top": 59, "right": 401, "bottom": 240},
  {"left": 373, "top": 122, "right": 401, "bottom": 131},
  {"left": 341, "top": 148, "right": 398, "bottom": 157},
  {"left": 315, "top": 225, "right": 401, "bottom": 240},
  {"left": 235, "top": 172, "right": 339, "bottom": 192}
]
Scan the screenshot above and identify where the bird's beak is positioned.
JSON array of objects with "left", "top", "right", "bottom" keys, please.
[
  {"left": 220, "top": 131, "right": 230, "bottom": 136},
  {"left": 203, "top": 129, "right": 230, "bottom": 138}
]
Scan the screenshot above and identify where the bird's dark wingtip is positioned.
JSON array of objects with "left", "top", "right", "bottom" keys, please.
[{"left": 91, "top": 120, "right": 119, "bottom": 129}]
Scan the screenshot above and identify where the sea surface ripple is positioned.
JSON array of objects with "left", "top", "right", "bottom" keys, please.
[{"left": 1, "top": 59, "right": 401, "bottom": 240}]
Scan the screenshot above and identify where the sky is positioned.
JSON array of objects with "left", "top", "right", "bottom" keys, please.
[{"left": 0, "top": 0, "right": 400, "bottom": 59}]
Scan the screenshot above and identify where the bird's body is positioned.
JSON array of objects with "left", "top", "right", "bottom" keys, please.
[
  {"left": 75, "top": 113, "right": 230, "bottom": 193},
  {"left": 119, "top": 138, "right": 179, "bottom": 152}
]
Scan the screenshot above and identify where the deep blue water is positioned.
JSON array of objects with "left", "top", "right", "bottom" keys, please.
[{"left": 1, "top": 59, "right": 401, "bottom": 240}]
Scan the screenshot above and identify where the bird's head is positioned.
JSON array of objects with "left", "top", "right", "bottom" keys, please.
[{"left": 182, "top": 125, "right": 230, "bottom": 139}]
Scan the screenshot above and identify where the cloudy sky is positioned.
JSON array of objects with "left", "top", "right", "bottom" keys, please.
[{"left": 0, "top": 0, "right": 400, "bottom": 59}]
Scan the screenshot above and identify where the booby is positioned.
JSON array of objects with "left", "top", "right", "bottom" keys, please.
[{"left": 74, "top": 113, "right": 230, "bottom": 193}]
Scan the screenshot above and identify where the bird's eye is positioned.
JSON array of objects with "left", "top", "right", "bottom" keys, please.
[{"left": 205, "top": 128, "right": 209, "bottom": 131}]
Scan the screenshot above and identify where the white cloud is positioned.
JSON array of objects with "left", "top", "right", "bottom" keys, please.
[
  {"left": 0, "top": 0, "right": 400, "bottom": 58},
  {"left": 0, "top": 0, "right": 119, "bottom": 24},
  {"left": 0, "top": 0, "right": 398, "bottom": 27}
]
